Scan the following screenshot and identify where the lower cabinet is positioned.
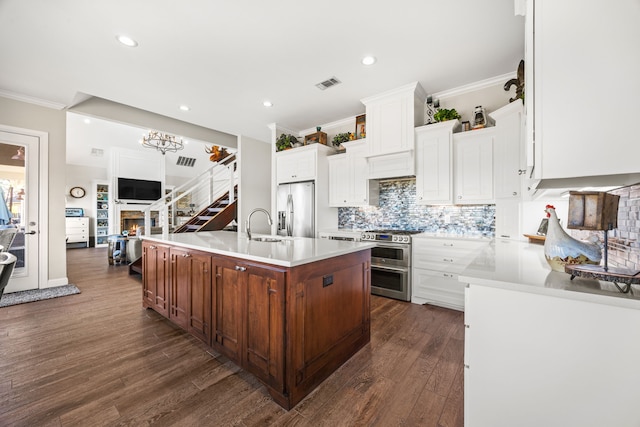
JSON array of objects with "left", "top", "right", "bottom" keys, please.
[
  {"left": 212, "top": 256, "right": 285, "bottom": 391},
  {"left": 142, "top": 241, "right": 170, "bottom": 317},
  {"left": 170, "top": 247, "right": 212, "bottom": 343},
  {"left": 141, "top": 240, "right": 369, "bottom": 409},
  {"left": 411, "top": 237, "right": 489, "bottom": 311}
]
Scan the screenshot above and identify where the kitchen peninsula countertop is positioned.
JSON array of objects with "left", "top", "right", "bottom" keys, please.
[
  {"left": 141, "top": 231, "right": 375, "bottom": 267},
  {"left": 459, "top": 239, "right": 640, "bottom": 310}
]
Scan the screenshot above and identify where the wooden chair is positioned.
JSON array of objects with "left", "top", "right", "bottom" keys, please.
[{"left": 0, "top": 252, "right": 17, "bottom": 300}]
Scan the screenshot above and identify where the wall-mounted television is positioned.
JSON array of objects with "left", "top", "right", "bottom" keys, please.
[{"left": 117, "top": 178, "right": 162, "bottom": 202}]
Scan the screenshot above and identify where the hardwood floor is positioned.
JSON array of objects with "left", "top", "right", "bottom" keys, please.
[{"left": 0, "top": 247, "right": 464, "bottom": 426}]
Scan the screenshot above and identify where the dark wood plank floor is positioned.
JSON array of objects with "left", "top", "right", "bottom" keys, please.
[{"left": 0, "top": 247, "right": 464, "bottom": 426}]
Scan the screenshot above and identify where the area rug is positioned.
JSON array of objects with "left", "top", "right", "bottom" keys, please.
[{"left": 0, "top": 284, "right": 81, "bottom": 308}]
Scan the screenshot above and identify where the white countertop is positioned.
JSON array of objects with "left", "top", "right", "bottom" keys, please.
[
  {"left": 141, "top": 231, "right": 375, "bottom": 267},
  {"left": 459, "top": 239, "right": 640, "bottom": 310}
]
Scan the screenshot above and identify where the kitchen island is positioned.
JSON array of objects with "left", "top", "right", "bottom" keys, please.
[
  {"left": 460, "top": 239, "right": 640, "bottom": 427},
  {"left": 140, "top": 231, "right": 374, "bottom": 410}
]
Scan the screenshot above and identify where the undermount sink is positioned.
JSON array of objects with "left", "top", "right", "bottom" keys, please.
[{"left": 251, "top": 237, "right": 282, "bottom": 243}]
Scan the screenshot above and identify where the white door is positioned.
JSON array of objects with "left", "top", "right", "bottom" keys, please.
[{"left": 0, "top": 128, "right": 40, "bottom": 292}]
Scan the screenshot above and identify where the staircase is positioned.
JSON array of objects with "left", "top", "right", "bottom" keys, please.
[
  {"left": 173, "top": 185, "right": 237, "bottom": 233},
  {"left": 142, "top": 153, "right": 238, "bottom": 236}
]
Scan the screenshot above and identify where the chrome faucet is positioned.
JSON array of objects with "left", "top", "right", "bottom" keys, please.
[{"left": 246, "top": 208, "right": 273, "bottom": 240}]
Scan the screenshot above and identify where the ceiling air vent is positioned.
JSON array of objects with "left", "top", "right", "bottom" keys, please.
[
  {"left": 315, "top": 76, "right": 341, "bottom": 90},
  {"left": 176, "top": 156, "right": 196, "bottom": 167}
]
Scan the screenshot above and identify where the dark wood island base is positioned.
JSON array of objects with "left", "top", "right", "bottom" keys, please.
[{"left": 142, "top": 240, "right": 371, "bottom": 409}]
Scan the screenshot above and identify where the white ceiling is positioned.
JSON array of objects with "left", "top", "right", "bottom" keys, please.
[{"left": 0, "top": 0, "right": 524, "bottom": 146}]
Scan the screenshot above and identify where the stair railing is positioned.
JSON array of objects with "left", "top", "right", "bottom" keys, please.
[{"left": 143, "top": 154, "right": 237, "bottom": 236}]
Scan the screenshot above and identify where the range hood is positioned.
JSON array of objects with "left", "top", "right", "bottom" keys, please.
[{"left": 528, "top": 171, "right": 640, "bottom": 198}]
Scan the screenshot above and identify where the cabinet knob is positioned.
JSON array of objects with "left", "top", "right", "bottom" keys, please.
[
  {"left": 512, "top": 192, "right": 518, "bottom": 196},
  {"left": 235, "top": 266, "right": 247, "bottom": 272},
  {"left": 182, "top": 253, "right": 191, "bottom": 258},
  {"left": 518, "top": 169, "right": 526, "bottom": 175},
  {"left": 457, "top": 195, "right": 462, "bottom": 199},
  {"left": 149, "top": 245, "right": 157, "bottom": 250}
]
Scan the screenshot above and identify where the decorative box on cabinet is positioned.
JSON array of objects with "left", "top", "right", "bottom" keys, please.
[
  {"left": 415, "top": 120, "right": 460, "bottom": 205},
  {"left": 304, "top": 131, "right": 327, "bottom": 146},
  {"left": 65, "top": 217, "right": 89, "bottom": 248},
  {"left": 453, "top": 128, "right": 495, "bottom": 204},
  {"left": 411, "top": 236, "right": 488, "bottom": 310}
]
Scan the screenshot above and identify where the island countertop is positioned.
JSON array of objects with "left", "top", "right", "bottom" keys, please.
[
  {"left": 459, "top": 238, "right": 640, "bottom": 310},
  {"left": 140, "top": 231, "right": 375, "bottom": 267}
]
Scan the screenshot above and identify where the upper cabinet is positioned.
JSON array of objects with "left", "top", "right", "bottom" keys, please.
[
  {"left": 275, "top": 144, "right": 334, "bottom": 184},
  {"left": 453, "top": 128, "right": 495, "bottom": 204},
  {"left": 528, "top": 1, "right": 640, "bottom": 183},
  {"left": 490, "top": 101, "right": 525, "bottom": 199},
  {"left": 328, "top": 140, "right": 378, "bottom": 207},
  {"left": 415, "top": 120, "right": 460, "bottom": 205},
  {"left": 361, "top": 82, "right": 426, "bottom": 179}
]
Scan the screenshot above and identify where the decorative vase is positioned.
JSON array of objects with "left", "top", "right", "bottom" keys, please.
[{"left": 543, "top": 205, "right": 602, "bottom": 272}]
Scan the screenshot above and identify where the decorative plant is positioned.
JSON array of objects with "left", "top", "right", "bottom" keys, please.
[
  {"left": 434, "top": 108, "right": 461, "bottom": 122},
  {"left": 331, "top": 132, "right": 353, "bottom": 147},
  {"left": 275, "top": 133, "right": 299, "bottom": 152}
]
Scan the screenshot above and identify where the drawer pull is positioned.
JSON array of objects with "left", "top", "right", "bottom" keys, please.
[
  {"left": 443, "top": 273, "right": 453, "bottom": 278},
  {"left": 182, "top": 253, "right": 191, "bottom": 258},
  {"left": 149, "top": 245, "right": 157, "bottom": 250},
  {"left": 443, "top": 243, "right": 454, "bottom": 247},
  {"left": 235, "top": 266, "right": 246, "bottom": 272},
  {"left": 443, "top": 258, "right": 453, "bottom": 263}
]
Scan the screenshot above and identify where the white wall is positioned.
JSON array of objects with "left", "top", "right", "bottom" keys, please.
[{"left": 238, "top": 135, "right": 271, "bottom": 235}]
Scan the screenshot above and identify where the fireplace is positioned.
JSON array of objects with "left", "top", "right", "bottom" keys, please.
[{"left": 119, "top": 210, "right": 158, "bottom": 236}]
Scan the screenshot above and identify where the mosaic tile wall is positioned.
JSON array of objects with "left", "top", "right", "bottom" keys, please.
[
  {"left": 568, "top": 183, "right": 640, "bottom": 271},
  {"left": 338, "top": 179, "right": 496, "bottom": 236}
]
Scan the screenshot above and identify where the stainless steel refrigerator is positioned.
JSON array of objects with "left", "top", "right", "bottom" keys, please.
[{"left": 276, "top": 181, "right": 315, "bottom": 237}]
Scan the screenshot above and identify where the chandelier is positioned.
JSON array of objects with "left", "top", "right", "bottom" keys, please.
[{"left": 141, "top": 131, "right": 184, "bottom": 155}]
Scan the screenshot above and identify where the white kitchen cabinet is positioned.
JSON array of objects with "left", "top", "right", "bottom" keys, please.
[
  {"left": 275, "top": 146, "right": 318, "bottom": 184},
  {"left": 361, "top": 82, "right": 426, "bottom": 157},
  {"left": 453, "top": 128, "right": 494, "bottom": 204},
  {"left": 415, "top": 120, "right": 460, "bottom": 205},
  {"left": 490, "top": 101, "right": 525, "bottom": 199},
  {"left": 327, "top": 154, "right": 349, "bottom": 207},
  {"left": 65, "top": 217, "right": 89, "bottom": 247},
  {"left": 464, "top": 283, "right": 640, "bottom": 427},
  {"left": 411, "top": 236, "right": 488, "bottom": 310},
  {"left": 328, "top": 140, "right": 378, "bottom": 207},
  {"left": 528, "top": 1, "right": 640, "bottom": 182}
]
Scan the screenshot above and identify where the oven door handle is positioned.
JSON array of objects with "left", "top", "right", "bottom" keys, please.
[{"left": 371, "top": 265, "right": 408, "bottom": 273}]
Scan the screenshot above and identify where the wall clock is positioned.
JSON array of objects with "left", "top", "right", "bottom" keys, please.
[{"left": 70, "top": 186, "right": 86, "bottom": 198}]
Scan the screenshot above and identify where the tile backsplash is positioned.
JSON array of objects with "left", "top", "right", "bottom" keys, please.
[{"left": 338, "top": 179, "right": 495, "bottom": 236}]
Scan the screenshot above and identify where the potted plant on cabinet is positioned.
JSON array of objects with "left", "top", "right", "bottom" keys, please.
[
  {"left": 433, "top": 108, "right": 461, "bottom": 122},
  {"left": 275, "top": 133, "right": 300, "bottom": 152},
  {"left": 331, "top": 132, "right": 353, "bottom": 151}
]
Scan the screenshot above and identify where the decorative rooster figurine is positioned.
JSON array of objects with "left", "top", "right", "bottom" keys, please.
[{"left": 543, "top": 205, "right": 602, "bottom": 272}]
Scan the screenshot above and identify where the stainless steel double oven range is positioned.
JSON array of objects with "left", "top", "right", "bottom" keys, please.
[
  {"left": 320, "top": 229, "right": 419, "bottom": 301},
  {"left": 361, "top": 230, "right": 420, "bottom": 302}
]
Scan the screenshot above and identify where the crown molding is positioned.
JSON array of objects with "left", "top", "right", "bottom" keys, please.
[
  {"left": 432, "top": 72, "right": 516, "bottom": 99},
  {"left": 0, "top": 89, "right": 67, "bottom": 110}
]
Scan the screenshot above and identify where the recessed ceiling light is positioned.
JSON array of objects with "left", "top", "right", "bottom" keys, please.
[
  {"left": 116, "top": 35, "right": 138, "bottom": 47},
  {"left": 179, "top": 105, "right": 190, "bottom": 111},
  {"left": 361, "top": 56, "right": 377, "bottom": 66},
  {"left": 263, "top": 101, "right": 273, "bottom": 107},
  {"left": 84, "top": 118, "right": 91, "bottom": 124}
]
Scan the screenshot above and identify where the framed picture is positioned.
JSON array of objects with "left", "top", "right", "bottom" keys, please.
[{"left": 355, "top": 114, "right": 366, "bottom": 139}]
